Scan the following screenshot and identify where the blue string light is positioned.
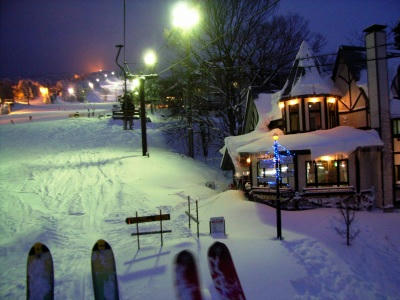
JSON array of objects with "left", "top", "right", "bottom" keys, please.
[{"left": 271, "top": 138, "right": 293, "bottom": 185}]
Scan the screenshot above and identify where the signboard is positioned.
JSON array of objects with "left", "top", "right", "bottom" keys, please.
[
  {"left": 126, "top": 214, "right": 170, "bottom": 224},
  {"left": 209, "top": 217, "right": 225, "bottom": 235}
]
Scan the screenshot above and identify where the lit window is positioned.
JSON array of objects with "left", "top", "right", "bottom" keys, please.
[
  {"left": 306, "top": 159, "right": 348, "bottom": 186},
  {"left": 327, "top": 99, "right": 338, "bottom": 129},
  {"left": 393, "top": 119, "right": 400, "bottom": 136},
  {"left": 308, "top": 101, "right": 321, "bottom": 131},
  {"left": 395, "top": 165, "right": 400, "bottom": 184},
  {"left": 289, "top": 102, "right": 300, "bottom": 132}
]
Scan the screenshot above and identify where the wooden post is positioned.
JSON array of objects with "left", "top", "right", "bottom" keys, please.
[
  {"left": 136, "top": 211, "right": 140, "bottom": 249},
  {"left": 196, "top": 200, "right": 199, "bottom": 239},
  {"left": 160, "top": 209, "right": 163, "bottom": 247},
  {"left": 188, "top": 196, "right": 191, "bottom": 229}
]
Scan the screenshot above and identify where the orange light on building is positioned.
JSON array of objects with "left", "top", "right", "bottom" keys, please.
[
  {"left": 246, "top": 157, "right": 251, "bottom": 164},
  {"left": 319, "top": 155, "right": 333, "bottom": 161},
  {"left": 39, "top": 86, "right": 48, "bottom": 96},
  {"left": 279, "top": 102, "right": 285, "bottom": 109},
  {"left": 73, "top": 74, "right": 80, "bottom": 79},
  {"left": 288, "top": 99, "right": 299, "bottom": 105},
  {"left": 327, "top": 97, "right": 336, "bottom": 104},
  {"left": 308, "top": 97, "right": 320, "bottom": 103}
]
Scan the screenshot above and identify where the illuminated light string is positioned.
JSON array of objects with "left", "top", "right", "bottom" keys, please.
[{"left": 272, "top": 138, "right": 293, "bottom": 184}]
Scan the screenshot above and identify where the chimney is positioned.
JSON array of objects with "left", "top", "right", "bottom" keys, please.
[{"left": 364, "top": 24, "right": 393, "bottom": 208}]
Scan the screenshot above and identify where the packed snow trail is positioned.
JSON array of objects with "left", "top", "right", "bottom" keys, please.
[{"left": 0, "top": 117, "right": 227, "bottom": 299}]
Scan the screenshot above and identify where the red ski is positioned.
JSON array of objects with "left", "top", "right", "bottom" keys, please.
[
  {"left": 27, "top": 242, "right": 54, "bottom": 300},
  {"left": 174, "top": 250, "right": 203, "bottom": 300},
  {"left": 207, "top": 242, "right": 246, "bottom": 300}
]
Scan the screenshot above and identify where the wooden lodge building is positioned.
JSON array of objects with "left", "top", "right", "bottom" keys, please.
[{"left": 221, "top": 25, "right": 400, "bottom": 209}]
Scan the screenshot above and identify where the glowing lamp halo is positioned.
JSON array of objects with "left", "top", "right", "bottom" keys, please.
[
  {"left": 171, "top": 1, "right": 200, "bottom": 31},
  {"left": 143, "top": 49, "right": 157, "bottom": 66}
]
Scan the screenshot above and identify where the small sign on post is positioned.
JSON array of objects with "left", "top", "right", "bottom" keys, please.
[
  {"left": 209, "top": 217, "right": 226, "bottom": 236},
  {"left": 126, "top": 211, "right": 171, "bottom": 249}
]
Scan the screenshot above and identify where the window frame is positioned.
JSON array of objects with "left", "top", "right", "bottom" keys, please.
[
  {"left": 288, "top": 103, "right": 300, "bottom": 133},
  {"left": 306, "top": 159, "right": 349, "bottom": 187},
  {"left": 327, "top": 100, "right": 338, "bottom": 129},
  {"left": 393, "top": 119, "right": 400, "bottom": 137},
  {"left": 308, "top": 101, "right": 322, "bottom": 131}
]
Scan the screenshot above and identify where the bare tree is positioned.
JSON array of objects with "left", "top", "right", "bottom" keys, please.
[
  {"left": 163, "top": 0, "right": 326, "bottom": 156},
  {"left": 335, "top": 196, "right": 360, "bottom": 246}
]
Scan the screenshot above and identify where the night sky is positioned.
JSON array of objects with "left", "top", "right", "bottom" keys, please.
[{"left": 1, "top": 0, "right": 399, "bottom": 78}]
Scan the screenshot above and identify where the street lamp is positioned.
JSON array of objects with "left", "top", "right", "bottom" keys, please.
[
  {"left": 143, "top": 49, "right": 157, "bottom": 67},
  {"left": 171, "top": 1, "right": 200, "bottom": 158},
  {"left": 172, "top": 1, "right": 200, "bottom": 31},
  {"left": 134, "top": 49, "right": 158, "bottom": 156}
]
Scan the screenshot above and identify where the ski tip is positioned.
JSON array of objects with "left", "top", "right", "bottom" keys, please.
[
  {"left": 208, "top": 241, "right": 228, "bottom": 256},
  {"left": 92, "top": 239, "right": 111, "bottom": 251},
  {"left": 28, "top": 242, "right": 50, "bottom": 256},
  {"left": 175, "top": 250, "right": 195, "bottom": 265}
]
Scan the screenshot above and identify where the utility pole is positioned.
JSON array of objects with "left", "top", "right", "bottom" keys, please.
[
  {"left": 187, "top": 40, "right": 194, "bottom": 158},
  {"left": 123, "top": 0, "right": 127, "bottom": 93}
]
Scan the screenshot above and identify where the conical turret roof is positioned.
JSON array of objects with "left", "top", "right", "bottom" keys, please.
[{"left": 280, "top": 41, "right": 342, "bottom": 99}]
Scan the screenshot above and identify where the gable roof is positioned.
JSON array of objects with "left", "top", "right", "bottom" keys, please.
[{"left": 332, "top": 45, "right": 366, "bottom": 82}]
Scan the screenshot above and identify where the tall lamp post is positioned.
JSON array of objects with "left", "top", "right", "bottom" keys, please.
[
  {"left": 273, "top": 134, "right": 282, "bottom": 240},
  {"left": 138, "top": 50, "right": 158, "bottom": 156},
  {"left": 171, "top": 1, "right": 200, "bottom": 158}
]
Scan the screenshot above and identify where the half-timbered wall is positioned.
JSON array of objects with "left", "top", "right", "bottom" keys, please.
[{"left": 334, "top": 62, "right": 369, "bottom": 128}]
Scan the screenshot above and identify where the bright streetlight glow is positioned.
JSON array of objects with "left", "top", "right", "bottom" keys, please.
[
  {"left": 96, "top": 78, "right": 100, "bottom": 82},
  {"left": 129, "top": 78, "right": 140, "bottom": 90},
  {"left": 88, "top": 82, "right": 94, "bottom": 89},
  {"left": 104, "top": 74, "right": 108, "bottom": 78},
  {"left": 171, "top": 1, "right": 200, "bottom": 31},
  {"left": 143, "top": 49, "right": 157, "bottom": 66},
  {"left": 111, "top": 71, "right": 115, "bottom": 75},
  {"left": 68, "top": 87, "right": 75, "bottom": 95}
]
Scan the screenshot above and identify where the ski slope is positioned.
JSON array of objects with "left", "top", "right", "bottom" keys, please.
[{"left": 0, "top": 104, "right": 400, "bottom": 299}]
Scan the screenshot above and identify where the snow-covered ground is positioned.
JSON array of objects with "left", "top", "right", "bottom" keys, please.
[{"left": 0, "top": 101, "right": 400, "bottom": 299}]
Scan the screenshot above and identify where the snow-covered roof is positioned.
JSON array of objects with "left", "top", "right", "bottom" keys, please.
[
  {"left": 281, "top": 41, "right": 342, "bottom": 99},
  {"left": 253, "top": 92, "right": 282, "bottom": 129},
  {"left": 391, "top": 99, "right": 400, "bottom": 118},
  {"left": 236, "top": 126, "right": 383, "bottom": 160}
]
